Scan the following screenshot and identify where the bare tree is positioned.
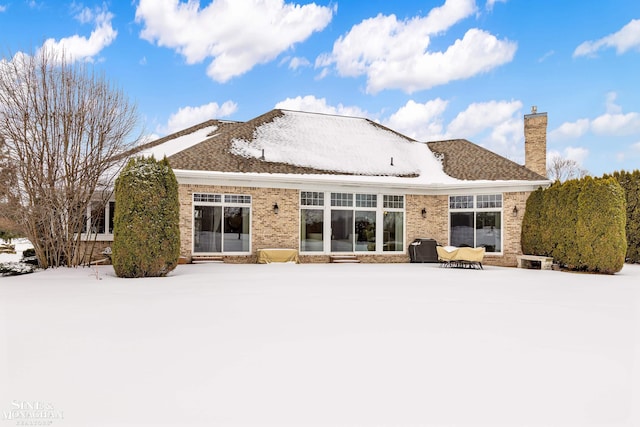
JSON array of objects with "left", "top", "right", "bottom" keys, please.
[
  {"left": 547, "top": 154, "right": 589, "bottom": 182},
  {"left": 0, "top": 135, "right": 24, "bottom": 241},
  {"left": 0, "top": 47, "right": 141, "bottom": 268}
]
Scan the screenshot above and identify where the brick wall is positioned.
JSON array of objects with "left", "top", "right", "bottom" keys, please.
[
  {"left": 524, "top": 111, "right": 548, "bottom": 177},
  {"left": 179, "top": 185, "right": 532, "bottom": 266}
]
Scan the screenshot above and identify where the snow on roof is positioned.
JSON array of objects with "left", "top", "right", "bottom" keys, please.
[
  {"left": 138, "top": 124, "right": 219, "bottom": 159},
  {"left": 230, "top": 110, "right": 459, "bottom": 183}
]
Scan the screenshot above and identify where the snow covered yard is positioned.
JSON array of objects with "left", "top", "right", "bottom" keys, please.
[{"left": 1, "top": 262, "right": 639, "bottom": 427}]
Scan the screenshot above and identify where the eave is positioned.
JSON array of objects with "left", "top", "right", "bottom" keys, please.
[{"left": 174, "top": 169, "right": 552, "bottom": 195}]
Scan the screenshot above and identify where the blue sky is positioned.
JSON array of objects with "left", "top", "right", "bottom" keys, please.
[{"left": 1, "top": 0, "right": 639, "bottom": 177}]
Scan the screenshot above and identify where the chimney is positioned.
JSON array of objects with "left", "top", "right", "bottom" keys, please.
[{"left": 524, "top": 106, "right": 547, "bottom": 177}]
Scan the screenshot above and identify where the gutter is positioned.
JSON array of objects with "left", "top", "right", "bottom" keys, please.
[{"left": 174, "top": 169, "right": 552, "bottom": 195}]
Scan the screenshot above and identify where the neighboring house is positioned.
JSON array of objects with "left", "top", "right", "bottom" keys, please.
[{"left": 84, "top": 107, "right": 551, "bottom": 266}]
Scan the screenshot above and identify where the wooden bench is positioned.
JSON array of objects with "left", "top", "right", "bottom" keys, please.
[{"left": 517, "top": 255, "right": 553, "bottom": 270}]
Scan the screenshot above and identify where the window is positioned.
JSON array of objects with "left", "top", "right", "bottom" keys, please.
[
  {"left": 90, "top": 202, "right": 106, "bottom": 234},
  {"left": 301, "top": 192, "right": 325, "bottom": 252},
  {"left": 300, "top": 192, "right": 404, "bottom": 254},
  {"left": 449, "top": 194, "right": 502, "bottom": 253},
  {"left": 193, "top": 193, "right": 251, "bottom": 254},
  {"left": 82, "top": 200, "right": 115, "bottom": 238}
]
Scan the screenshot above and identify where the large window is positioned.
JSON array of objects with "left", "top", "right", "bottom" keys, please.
[
  {"left": 300, "top": 192, "right": 403, "bottom": 253},
  {"left": 193, "top": 193, "right": 251, "bottom": 254},
  {"left": 449, "top": 194, "right": 502, "bottom": 253}
]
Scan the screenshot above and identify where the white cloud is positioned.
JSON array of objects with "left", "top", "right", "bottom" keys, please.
[
  {"left": 383, "top": 99, "right": 449, "bottom": 141},
  {"left": 573, "top": 19, "right": 640, "bottom": 57},
  {"left": 605, "top": 91, "right": 622, "bottom": 114},
  {"left": 547, "top": 147, "right": 589, "bottom": 170},
  {"left": 550, "top": 94, "right": 640, "bottom": 140},
  {"left": 39, "top": 7, "right": 117, "bottom": 62},
  {"left": 563, "top": 146, "right": 589, "bottom": 164},
  {"left": 633, "top": 141, "right": 640, "bottom": 151},
  {"left": 549, "top": 119, "right": 590, "bottom": 141},
  {"left": 591, "top": 112, "right": 640, "bottom": 136},
  {"left": 135, "top": 0, "right": 334, "bottom": 83},
  {"left": 446, "top": 100, "right": 522, "bottom": 137},
  {"left": 275, "top": 95, "right": 369, "bottom": 118},
  {"left": 288, "top": 56, "right": 311, "bottom": 70},
  {"left": 0, "top": 5, "right": 7, "bottom": 13},
  {"left": 162, "top": 101, "right": 238, "bottom": 134},
  {"left": 316, "top": 0, "right": 516, "bottom": 93}
]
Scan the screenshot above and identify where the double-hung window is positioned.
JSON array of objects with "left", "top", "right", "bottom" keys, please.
[
  {"left": 193, "top": 193, "right": 251, "bottom": 254},
  {"left": 449, "top": 194, "right": 502, "bottom": 253}
]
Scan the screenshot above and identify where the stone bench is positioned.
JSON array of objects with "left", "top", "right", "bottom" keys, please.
[{"left": 517, "top": 255, "right": 553, "bottom": 270}]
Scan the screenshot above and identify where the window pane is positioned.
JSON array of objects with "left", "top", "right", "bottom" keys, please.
[
  {"left": 194, "top": 206, "right": 222, "bottom": 253},
  {"left": 355, "top": 194, "right": 377, "bottom": 208},
  {"left": 300, "top": 209, "right": 324, "bottom": 252},
  {"left": 90, "top": 202, "right": 106, "bottom": 234},
  {"left": 223, "top": 207, "right": 250, "bottom": 252},
  {"left": 477, "top": 194, "right": 502, "bottom": 209},
  {"left": 331, "top": 193, "right": 353, "bottom": 207},
  {"left": 449, "top": 195, "right": 474, "bottom": 209},
  {"left": 476, "top": 212, "right": 501, "bottom": 252},
  {"left": 355, "top": 211, "right": 376, "bottom": 252},
  {"left": 331, "top": 210, "right": 353, "bottom": 251},
  {"left": 301, "top": 191, "right": 324, "bottom": 206},
  {"left": 194, "top": 193, "right": 221, "bottom": 203},
  {"left": 224, "top": 194, "right": 251, "bottom": 204},
  {"left": 108, "top": 202, "right": 115, "bottom": 234},
  {"left": 450, "top": 212, "right": 474, "bottom": 247},
  {"left": 383, "top": 195, "right": 404, "bottom": 209},
  {"left": 383, "top": 211, "right": 403, "bottom": 251}
]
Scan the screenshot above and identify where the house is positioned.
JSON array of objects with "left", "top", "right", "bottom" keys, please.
[{"left": 84, "top": 106, "right": 551, "bottom": 267}]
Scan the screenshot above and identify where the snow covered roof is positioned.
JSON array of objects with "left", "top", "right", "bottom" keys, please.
[
  {"left": 230, "top": 110, "right": 448, "bottom": 179},
  {"left": 128, "top": 109, "right": 548, "bottom": 190},
  {"left": 138, "top": 124, "right": 219, "bottom": 159}
]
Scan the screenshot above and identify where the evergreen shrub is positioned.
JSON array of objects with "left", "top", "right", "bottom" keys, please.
[
  {"left": 605, "top": 170, "right": 640, "bottom": 263},
  {"left": 521, "top": 176, "right": 626, "bottom": 274},
  {"left": 111, "top": 156, "right": 180, "bottom": 278}
]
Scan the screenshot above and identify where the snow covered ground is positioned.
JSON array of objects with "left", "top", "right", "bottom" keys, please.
[{"left": 1, "top": 260, "right": 639, "bottom": 426}]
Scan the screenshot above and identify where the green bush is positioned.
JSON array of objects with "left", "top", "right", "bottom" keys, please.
[
  {"left": 111, "top": 156, "right": 180, "bottom": 278},
  {"left": 520, "top": 187, "right": 545, "bottom": 256},
  {"left": 575, "top": 177, "right": 626, "bottom": 273},
  {"left": 521, "top": 176, "right": 626, "bottom": 274},
  {"left": 605, "top": 170, "right": 640, "bottom": 263}
]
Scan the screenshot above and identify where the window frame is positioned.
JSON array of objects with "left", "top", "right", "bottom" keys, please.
[
  {"left": 448, "top": 193, "right": 503, "bottom": 254},
  {"left": 300, "top": 191, "right": 405, "bottom": 254},
  {"left": 81, "top": 200, "right": 115, "bottom": 241},
  {"left": 192, "top": 193, "right": 252, "bottom": 255}
]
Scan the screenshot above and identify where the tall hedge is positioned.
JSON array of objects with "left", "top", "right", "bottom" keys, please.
[
  {"left": 112, "top": 156, "right": 180, "bottom": 278},
  {"left": 521, "top": 176, "right": 626, "bottom": 274},
  {"left": 604, "top": 170, "right": 640, "bottom": 263}
]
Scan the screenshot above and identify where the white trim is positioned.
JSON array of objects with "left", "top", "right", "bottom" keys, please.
[{"left": 174, "top": 169, "right": 551, "bottom": 194}]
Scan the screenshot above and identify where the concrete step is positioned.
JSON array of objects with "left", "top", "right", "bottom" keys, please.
[
  {"left": 191, "top": 256, "right": 224, "bottom": 263},
  {"left": 330, "top": 255, "right": 360, "bottom": 263}
]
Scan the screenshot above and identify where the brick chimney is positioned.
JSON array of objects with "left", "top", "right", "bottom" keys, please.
[{"left": 524, "top": 106, "right": 547, "bottom": 177}]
